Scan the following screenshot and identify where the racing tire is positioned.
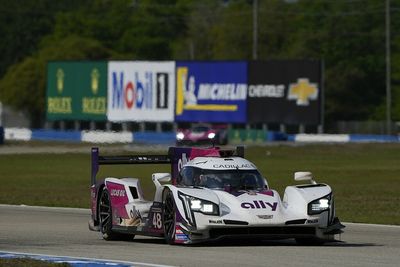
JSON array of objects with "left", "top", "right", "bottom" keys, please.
[
  {"left": 295, "top": 237, "right": 326, "bottom": 246},
  {"left": 162, "top": 189, "right": 177, "bottom": 245},
  {"left": 98, "top": 188, "right": 134, "bottom": 241}
]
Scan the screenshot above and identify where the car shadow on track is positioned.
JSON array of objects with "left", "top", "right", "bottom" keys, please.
[{"left": 129, "top": 237, "right": 379, "bottom": 248}]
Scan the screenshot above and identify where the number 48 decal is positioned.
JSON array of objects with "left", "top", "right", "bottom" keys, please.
[{"left": 153, "top": 212, "right": 162, "bottom": 229}]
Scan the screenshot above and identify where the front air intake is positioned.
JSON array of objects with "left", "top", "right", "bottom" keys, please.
[
  {"left": 209, "top": 226, "right": 315, "bottom": 239},
  {"left": 129, "top": 187, "right": 139, "bottom": 199}
]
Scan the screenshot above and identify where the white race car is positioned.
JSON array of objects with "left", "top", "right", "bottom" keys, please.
[{"left": 89, "top": 146, "right": 344, "bottom": 245}]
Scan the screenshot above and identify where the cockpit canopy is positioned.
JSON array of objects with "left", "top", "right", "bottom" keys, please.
[{"left": 178, "top": 166, "right": 266, "bottom": 191}]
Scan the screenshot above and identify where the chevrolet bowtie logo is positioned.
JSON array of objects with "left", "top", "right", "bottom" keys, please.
[{"left": 287, "top": 78, "right": 318, "bottom": 106}]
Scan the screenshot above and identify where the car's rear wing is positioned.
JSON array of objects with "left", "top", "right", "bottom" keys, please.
[
  {"left": 91, "top": 147, "right": 171, "bottom": 186},
  {"left": 91, "top": 146, "right": 244, "bottom": 186}
]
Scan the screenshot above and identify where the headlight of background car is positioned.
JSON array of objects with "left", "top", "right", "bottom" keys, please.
[
  {"left": 176, "top": 132, "right": 184, "bottom": 140},
  {"left": 207, "top": 132, "right": 216, "bottom": 139},
  {"left": 307, "top": 194, "right": 332, "bottom": 215}
]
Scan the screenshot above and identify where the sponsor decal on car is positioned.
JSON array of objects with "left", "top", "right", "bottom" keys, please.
[
  {"left": 212, "top": 163, "right": 254, "bottom": 169},
  {"left": 257, "top": 215, "right": 273, "bottom": 219},
  {"left": 174, "top": 226, "right": 189, "bottom": 243},
  {"left": 178, "top": 153, "right": 188, "bottom": 172},
  {"left": 241, "top": 201, "right": 278, "bottom": 211},
  {"left": 110, "top": 189, "right": 126, "bottom": 197},
  {"left": 209, "top": 219, "right": 224, "bottom": 224}
]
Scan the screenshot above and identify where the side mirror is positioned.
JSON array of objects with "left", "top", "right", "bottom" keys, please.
[
  {"left": 294, "top": 171, "right": 316, "bottom": 184},
  {"left": 152, "top": 173, "right": 171, "bottom": 183}
]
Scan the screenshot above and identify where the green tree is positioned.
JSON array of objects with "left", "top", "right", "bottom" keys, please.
[
  {"left": 51, "top": 0, "right": 188, "bottom": 59},
  {"left": 173, "top": 0, "right": 224, "bottom": 59},
  {"left": 0, "top": 0, "right": 83, "bottom": 77},
  {"left": 1, "top": 0, "right": 399, "bottom": 128},
  {"left": 0, "top": 36, "right": 113, "bottom": 127}
]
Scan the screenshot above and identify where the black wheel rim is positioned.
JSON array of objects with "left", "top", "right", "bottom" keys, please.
[
  {"left": 163, "top": 193, "right": 175, "bottom": 241},
  {"left": 99, "top": 189, "right": 111, "bottom": 233}
]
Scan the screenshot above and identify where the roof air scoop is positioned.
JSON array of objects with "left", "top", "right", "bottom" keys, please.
[{"left": 294, "top": 171, "right": 317, "bottom": 184}]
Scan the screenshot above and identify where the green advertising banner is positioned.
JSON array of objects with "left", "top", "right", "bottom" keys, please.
[{"left": 46, "top": 61, "right": 107, "bottom": 121}]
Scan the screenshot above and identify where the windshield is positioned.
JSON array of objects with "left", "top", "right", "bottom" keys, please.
[
  {"left": 178, "top": 166, "right": 266, "bottom": 191},
  {"left": 192, "top": 126, "right": 209, "bottom": 133}
]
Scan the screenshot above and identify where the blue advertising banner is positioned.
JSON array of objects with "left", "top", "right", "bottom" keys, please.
[{"left": 175, "top": 61, "right": 247, "bottom": 123}]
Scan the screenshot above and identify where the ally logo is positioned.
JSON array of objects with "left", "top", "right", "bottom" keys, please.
[{"left": 241, "top": 201, "right": 278, "bottom": 211}]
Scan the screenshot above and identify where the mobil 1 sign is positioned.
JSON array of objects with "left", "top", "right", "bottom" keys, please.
[
  {"left": 248, "top": 60, "right": 322, "bottom": 125},
  {"left": 107, "top": 61, "right": 175, "bottom": 122}
]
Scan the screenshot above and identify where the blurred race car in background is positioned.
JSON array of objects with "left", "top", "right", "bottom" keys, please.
[
  {"left": 89, "top": 146, "right": 344, "bottom": 245},
  {"left": 176, "top": 124, "right": 228, "bottom": 146}
]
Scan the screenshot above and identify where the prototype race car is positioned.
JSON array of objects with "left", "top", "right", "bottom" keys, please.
[
  {"left": 176, "top": 124, "right": 228, "bottom": 146},
  {"left": 89, "top": 146, "right": 344, "bottom": 245}
]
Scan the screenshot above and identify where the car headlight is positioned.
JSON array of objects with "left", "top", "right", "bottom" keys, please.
[
  {"left": 207, "top": 132, "right": 216, "bottom": 139},
  {"left": 308, "top": 194, "right": 332, "bottom": 215},
  {"left": 179, "top": 193, "right": 219, "bottom": 216},
  {"left": 176, "top": 132, "right": 184, "bottom": 140},
  {"left": 189, "top": 198, "right": 219, "bottom": 215}
]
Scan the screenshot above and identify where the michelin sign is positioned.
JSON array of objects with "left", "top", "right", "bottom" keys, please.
[
  {"left": 107, "top": 61, "right": 175, "bottom": 122},
  {"left": 175, "top": 61, "right": 247, "bottom": 123}
]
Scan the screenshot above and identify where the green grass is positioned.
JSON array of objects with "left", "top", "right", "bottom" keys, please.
[{"left": 0, "top": 143, "right": 399, "bottom": 225}]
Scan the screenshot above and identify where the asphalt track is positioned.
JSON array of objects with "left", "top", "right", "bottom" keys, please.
[{"left": 0, "top": 205, "right": 399, "bottom": 267}]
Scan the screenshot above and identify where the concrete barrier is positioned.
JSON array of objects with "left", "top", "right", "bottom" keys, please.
[
  {"left": 31, "top": 129, "right": 81, "bottom": 142},
  {"left": 81, "top": 131, "right": 133, "bottom": 143},
  {"left": 349, "top": 134, "right": 400, "bottom": 143},
  {"left": 133, "top": 132, "right": 175, "bottom": 144},
  {"left": 3, "top": 128, "right": 399, "bottom": 144},
  {"left": 293, "top": 134, "right": 350, "bottom": 143},
  {"left": 4, "top": 128, "right": 32, "bottom": 141}
]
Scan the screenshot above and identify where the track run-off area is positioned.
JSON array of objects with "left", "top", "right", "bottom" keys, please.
[{"left": 0, "top": 205, "right": 399, "bottom": 267}]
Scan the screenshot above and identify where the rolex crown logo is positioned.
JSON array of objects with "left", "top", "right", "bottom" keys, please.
[
  {"left": 91, "top": 68, "right": 100, "bottom": 95},
  {"left": 56, "top": 68, "right": 65, "bottom": 94}
]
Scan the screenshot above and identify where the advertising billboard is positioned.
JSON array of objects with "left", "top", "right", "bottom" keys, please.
[
  {"left": 46, "top": 61, "right": 107, "bottom": 121},
  {"left": 175, "top": 61, "right": 247, "bottom": 123},
  {"left": 247, "top": 60, "right": 322, "bottom": 124},
  {"left": 107, "top": 61, "right": 175, "bottom": 122}
]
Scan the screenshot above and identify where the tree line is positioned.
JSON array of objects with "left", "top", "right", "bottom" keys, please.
[{"left": 0, "top": 0, "right": 399, "bottom": 128}]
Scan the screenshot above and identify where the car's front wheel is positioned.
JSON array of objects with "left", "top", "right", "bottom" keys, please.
[{"left": 162, "top": 189, "right": 176, "bottom": 244}]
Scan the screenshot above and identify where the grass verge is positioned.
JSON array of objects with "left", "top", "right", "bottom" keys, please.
[{"left": 0, "top": 143, "right": 399, "bottom": 225}]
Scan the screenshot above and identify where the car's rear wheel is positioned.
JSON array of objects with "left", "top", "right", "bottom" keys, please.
[
  {"left": 98, "top": 188, "right": 134, "bottom": 241},
  {"left": 162, "top": 189, "right": 176, "bottom": 244}
]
